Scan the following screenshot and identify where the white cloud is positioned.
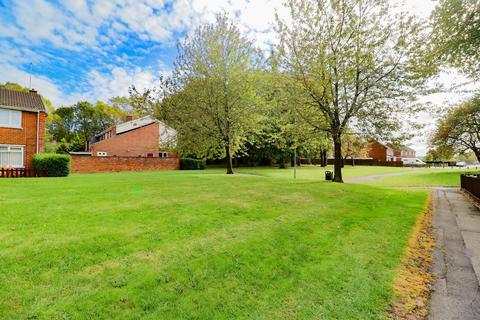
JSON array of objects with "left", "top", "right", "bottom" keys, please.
[
  {"left": 0, "top": 63, "right": 72, "bottom": 106},
  {"left": 83, "top": 66, "right": 161, "bottom": 103}
]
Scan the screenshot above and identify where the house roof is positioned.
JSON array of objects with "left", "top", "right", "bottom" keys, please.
[{"left": 0, "top": 88, "right": 46, "bottom": 112}]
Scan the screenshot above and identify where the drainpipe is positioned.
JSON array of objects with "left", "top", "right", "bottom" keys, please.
[{"left": 36, "top": 111, "right": 40, "bottom": 153}]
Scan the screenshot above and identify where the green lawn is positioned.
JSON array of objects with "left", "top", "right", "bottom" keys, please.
[
  {"left": 364, "top": 169, "right": 474, "bottom": 187},
  {"left": 213, "top": 165, "right": 417, "bottom": 179},
  {"left": 0, "top": 170, "right": 428, "bottom": 319}
]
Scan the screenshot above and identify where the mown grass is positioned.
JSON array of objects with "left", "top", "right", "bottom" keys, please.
[
  {"left": 0, "top": 170, "right": 428, "bottom": 319},
  {"left": 210, "top": 165, "right": 417, "bottom": 179},
  {"left": 364, "top": 169, "right": 475, "bottom": 187}
]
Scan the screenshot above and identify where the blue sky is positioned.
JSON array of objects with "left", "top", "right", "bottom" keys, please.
[
  {"left": 0, "top": 0, "right": 277, "bottom": 106},
  {"left": 0, "top": 0, "right": 470, "bottom": 155}
]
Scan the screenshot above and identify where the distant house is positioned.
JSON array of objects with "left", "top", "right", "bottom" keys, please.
[
  {"left": 387, "top": 143, "right": 416, "bottom": 161},
  {"left": 91, "top": 115, "right": 177, "bottom": 158},
  {"left": 0, "top": 88, "right": 46, "bottom": 168},
  {"left": 368, "top": 141, "right": 395, "bottom": 161},
  {"left": 368, "top": 141, "right": 416, "bottom": 162}
]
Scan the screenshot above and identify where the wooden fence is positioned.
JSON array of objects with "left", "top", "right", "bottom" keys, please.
[
  {"left": 326, "top": 158, "right": 404, "bottom": 167},
  {"left": 461, "top": 173, "right": 480, "bottom": 201},
  {"left": 0, "top": 168, "right": 38, "bottom": 178}
]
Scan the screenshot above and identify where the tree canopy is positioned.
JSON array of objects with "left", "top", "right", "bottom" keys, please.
[
  {"left": 275, "top": 0, "right": 429, "bottom": 181},
  {"left": 431, "top": 94, "right": 480, "bottom": 162},
  {"left": 132, "top": 14, "right": 262, "bottom": 174},
  {"left": 430, "top": 0, "right": 480, "bottom": 78}
]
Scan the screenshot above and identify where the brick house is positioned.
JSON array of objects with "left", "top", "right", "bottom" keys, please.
[
  {"left": 367, "top": 141, "right": 395, "bottom": 161},
  {"left": 387, "top": 143, "right": 416, "bottom": 161},
  {"left": 91, "top": 115, "right": 177, "bottom": 158},
  {"left": 0, "top": 88, "right": 46, "bottom": 168}
]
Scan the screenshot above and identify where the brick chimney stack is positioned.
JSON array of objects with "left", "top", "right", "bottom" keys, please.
[{"left": 125, "top": 115, "right": 134, "bottom": 122}]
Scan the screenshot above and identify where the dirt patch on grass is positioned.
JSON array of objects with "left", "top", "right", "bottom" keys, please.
[{"left": 390, "top": 193, "right": 435, "bottom": 320}]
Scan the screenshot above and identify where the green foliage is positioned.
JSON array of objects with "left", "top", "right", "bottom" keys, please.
[
  {"left": 48, "top": 101, "right": 125, "bottom": 151},
  {"left": 431, "top": 94, "right": 480, "bottom": 162},
  {"left": 180, "top": 158, "right": 206, "bottom": 170},
  {"left": 276, "top": 0, "right": 430, "bottom": 181},
  {"left": 133, "top": 14, "right": 262, "bottom": 174},
  {"left": 32, "top": 153, "right": 71, "bottom": 177},
  {"left": 431, "top": 0, "right": 480, "bottom": 78}
]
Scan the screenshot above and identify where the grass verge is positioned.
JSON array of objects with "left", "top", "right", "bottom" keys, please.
[
  {"left": 390, "top": 193, "right": 435, "bottom": 319},
  {"left": 0, "top": 170, "right": 429, "bottom": 319}
]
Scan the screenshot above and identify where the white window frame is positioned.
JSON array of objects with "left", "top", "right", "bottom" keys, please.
[
  {"left": 0, "top": 108, "right": 22, "bottom": 129},
  {"left": 159, "top": 151, "right": 168, "bottom": 158},
  {"left": 96, "top": 151, "right": 108, "bottom": 157},
  {"left": 0, "top": 144, "right": 24, "bottom": 168}
]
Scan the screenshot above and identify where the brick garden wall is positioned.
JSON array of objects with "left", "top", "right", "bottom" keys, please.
[
  {"left": 326, "top": 158, "right": 404, "bottom": 167},
  {"left": 71, "top": 155, "right": 180, "bottom": 174}
]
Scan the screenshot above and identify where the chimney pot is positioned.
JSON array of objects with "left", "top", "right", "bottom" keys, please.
[{"left": 125, "top": 115, "right": 133, "bottom": 122}]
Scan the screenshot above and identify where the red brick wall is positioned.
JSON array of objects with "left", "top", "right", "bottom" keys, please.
[
  {"left": 367, "top": 141, "right": 387, "bottom": 161},
  {"left": 91, "top": 123, "right": 161, "bottom": 157},
  {"left": 0, "top": 111, "right": 46, "bottom": 168},
  {"left": 71, "top": 155, "right": 180, "bottom": 174}
]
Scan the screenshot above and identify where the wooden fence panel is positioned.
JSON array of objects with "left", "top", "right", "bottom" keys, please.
[
  {"left": 0, "top": 168, "right": 38, "bottom": 178},
  {"left": 461, "top": 174, "right": 480, "bottom": 201}
]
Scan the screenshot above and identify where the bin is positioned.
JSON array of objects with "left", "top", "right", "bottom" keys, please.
[{"left": 325, "top": 170, "right": 333, "bottom": 181}]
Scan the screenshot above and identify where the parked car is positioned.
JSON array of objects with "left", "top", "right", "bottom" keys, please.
[
  {"left": 402, "top": 158, "right": 425, "bottom": 165},
  {"left": 456, "top": 161, "right": 466, "bottom": 167}
]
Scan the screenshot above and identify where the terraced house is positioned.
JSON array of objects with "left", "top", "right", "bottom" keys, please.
[{"left": 0, "top": 88, "right": 46, "bottom": 168}]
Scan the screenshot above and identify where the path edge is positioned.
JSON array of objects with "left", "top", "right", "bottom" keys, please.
[{"left": 389, "top": 192, "right": 435, "bottom": 319}]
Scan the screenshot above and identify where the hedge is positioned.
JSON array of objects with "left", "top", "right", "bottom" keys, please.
[
  {"left": 32, "top": 153, "right": 71, "bottom": 177},
  {"left": 180, "top": 158, "right": 206, "bottom": 170}
]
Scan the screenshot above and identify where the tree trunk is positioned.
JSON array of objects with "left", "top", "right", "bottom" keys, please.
[
  {"left": 279, "top": 153, "right": 286, "bottom": 169},
  {"left": 225, "top": 145, "right": 234, "bottom": 174},
  {"left": 474, "top": 148, "right": 480, "bottom": 163},
  {"left": 322, "top": 150, "right": 327, "bottom": 167},
  {"left": 333, "top": 136, "right": 343, "bottom": 182}
]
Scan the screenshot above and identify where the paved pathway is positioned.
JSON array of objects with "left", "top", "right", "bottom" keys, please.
[
  {"left": 429, "top": 188, "right": 480, "bottom": 320},
  {"left": 345, "top": 169, "right": 422, "bottom": 183}
]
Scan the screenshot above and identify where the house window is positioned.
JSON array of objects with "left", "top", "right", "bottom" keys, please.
[
  {"left": 0, "top": 108, "right": 21, "bottom": 128},
  {"left": 0, "top": 145, "right": 24, "bottom": 168},
  {"left": 159, "top": 152, "right": 168, "bottom": 158},
  {"left": 96, "top": 151, "right": 108, "bottom": 157}
]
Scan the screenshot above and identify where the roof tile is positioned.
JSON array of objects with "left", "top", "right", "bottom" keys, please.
[{"left": 0, "top": 88, "right": 46, "bottom": 112}]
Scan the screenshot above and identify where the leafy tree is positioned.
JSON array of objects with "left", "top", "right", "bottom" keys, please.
[
  {"left": 430, "top": 0, "right": 480, "bottom": 78},
  {"left": 48, "top": 102, "right": 117, "bottom": 151},
  {"left": 431, "top": 95, "right": 480, "bottom": 162},
  {"left": 48, "top": 106, "right": 76, "bottom": 143},
  {"left": 276, "top": 0, "right": 429, "bottom": 182},
  {"left": 425, "top": 147, "right": 454, "bottom": 162},
  {"left": 134, "top": 14, "right": 262, "bottom": 174},
  {"left": 342, "top": 133, "right": 368, "bottom": 166}
]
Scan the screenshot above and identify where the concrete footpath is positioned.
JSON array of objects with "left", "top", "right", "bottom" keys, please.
[{"left": 429, "top": 188, "right": 480, "bottom": 320}]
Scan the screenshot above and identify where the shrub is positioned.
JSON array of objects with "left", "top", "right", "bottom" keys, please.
[
  {"left": 33, "top": 153, "right": 71, "bottom": 177},
  {"left": 180, "top": 158, "right": 206, "bottom": 170}
]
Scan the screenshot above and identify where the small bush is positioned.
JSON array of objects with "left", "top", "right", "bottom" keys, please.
[
  {"left": 33, "top": 153, "right": 71, "bottom": 177},
  {"left": 180, "top": 158, "right": 205, "bottom": 170}
]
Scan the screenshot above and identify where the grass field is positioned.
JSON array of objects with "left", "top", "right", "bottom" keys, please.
[
  {"left": 212, "top": 165, "right": 417, "bottom": 180},
  {"left": 364, "top": 169, "right": 475, "bottom": 187},
  {"left": 0, "top": 169, "right": 429, "bottom": 319}
]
